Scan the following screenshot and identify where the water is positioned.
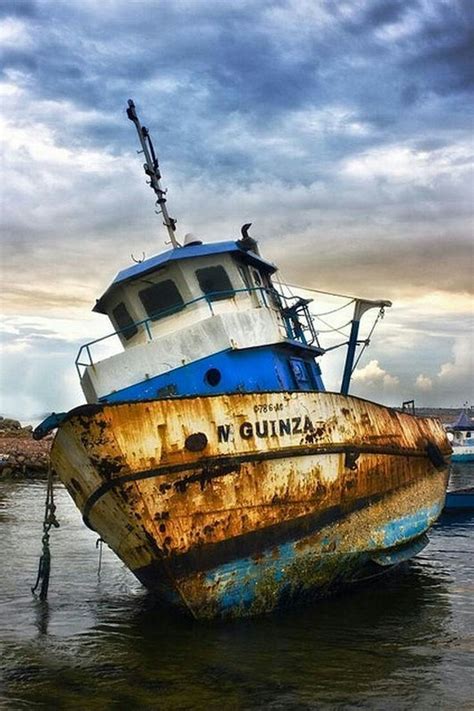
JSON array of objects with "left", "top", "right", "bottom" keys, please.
[{"left": 1, "top": 465, "right": 473, "bottom": 710}]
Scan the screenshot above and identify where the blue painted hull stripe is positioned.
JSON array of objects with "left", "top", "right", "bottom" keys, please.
[
  {"left": 133, "top": 487, "right": 442, "bottom": 588},
  {"left": 198, "top": 503, "right": 443, "bottom": 614}
]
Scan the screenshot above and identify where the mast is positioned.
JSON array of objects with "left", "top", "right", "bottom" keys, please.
[{"left": 126, "top": 99, "right": 180, "bottom": 249}]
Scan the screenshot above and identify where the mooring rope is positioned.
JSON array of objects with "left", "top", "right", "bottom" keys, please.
[
  {"left": 31, "top": 464, "right": 60, "bottom": 601},
  {"left": 350, "top": 306, "right": 386, "bottom": 374},
  {"left": 96, "top": 537, "right": 104, "bottom": 581},
  {"left": 313, "top": 298, "right": 355, "bottom": 317}
]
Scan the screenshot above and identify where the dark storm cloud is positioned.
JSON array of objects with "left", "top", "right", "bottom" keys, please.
[
  {"left": 1, "top": 0, "right": 471, "bottom": 177},
  {"left": 0, "top": 0, "right": 472, "bottom": 267},
  {"left": 0, "top": 0, "right": 37, "bottom": 19},
  {"left": 320, "top": 0, "right": 474, "bottom": 132},
  {"left": 1, "top": 0, "right": 472, "bottom": 418},
  {"left": 363, "top": 0, "right": 412, "bottom": 28},
  {"left": 0, "top": 48, "right": 37, "bottom": 74},
  {"left": 401, "top": 3, "right": 474, "bottom": 96}
]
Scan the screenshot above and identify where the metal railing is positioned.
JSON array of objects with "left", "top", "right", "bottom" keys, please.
[{"left": 75, "top": 286, "right": 321, "bottom": 378}]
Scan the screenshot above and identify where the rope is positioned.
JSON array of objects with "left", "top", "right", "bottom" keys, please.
[
  {"left": 277, "top": 275, "right": 355, "bottom": 334},
  {"left": 31, "top": 464, "right": 60, "bottom": 601},
  {"left": 351, "top": 307, "right": 385, "bottom": 374},
  {"left": 313, "top": 317, "right": 353, "bottom": 335},
  {"left": 313, "top": 299, "right": 355, "bottom": 317},
  {"left": 278, "top": 277, "right": 387, "bottom": 382},
  {"left": 96, "top": 537, "right": 104, "bottom": 580},
  {"left": 283, "top": 282, "right": 361, "bottom": 301},
  {"left": 277, "top": 277, "right": 356, "bottom": 313}
]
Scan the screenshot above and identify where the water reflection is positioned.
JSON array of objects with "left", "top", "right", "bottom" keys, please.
[{"left": 1, "top": 468, "right": 472, "bottom": 709}]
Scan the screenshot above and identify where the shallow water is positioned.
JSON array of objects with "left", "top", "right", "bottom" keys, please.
[{"left": 1, "top": 464, "right": 473, "bottom": 710}]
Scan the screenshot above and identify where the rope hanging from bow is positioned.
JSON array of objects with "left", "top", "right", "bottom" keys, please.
[{"left": 31, "top": 464, "right": 60, "bottom": 601}]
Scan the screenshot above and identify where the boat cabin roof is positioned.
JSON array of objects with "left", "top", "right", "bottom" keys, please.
[
  {"left": 94, "top": 240, "right": 277, "bottom": 314},
  {"left": 449, "top": 410, "right": 474, "bottom": 431}
]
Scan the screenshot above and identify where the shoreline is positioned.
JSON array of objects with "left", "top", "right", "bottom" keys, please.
[{"left": 0, "top": 417, "right": 52, "bottom": 480}]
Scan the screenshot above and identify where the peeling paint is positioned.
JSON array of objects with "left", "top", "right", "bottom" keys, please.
[{"left": 51, "top": 391, "right": 450, "bottom": 618}]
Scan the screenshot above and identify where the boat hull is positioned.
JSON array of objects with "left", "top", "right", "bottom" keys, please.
[
  {"left": 450, "top": 447, "right": 474, "bottom": 462},
  {"left": 444, "top": 487, "right": 474, "bottom": 511},
  {"left": 50, "top": 391, "right": 450, "bottom": 618}
]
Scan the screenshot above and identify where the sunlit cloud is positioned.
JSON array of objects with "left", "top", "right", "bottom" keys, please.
[
  {"left": 415, "top": 374, "right": 433, "bottom": 392},
  {"left": 352, "top": 359, "right": 399, "bottom": 388},
  {"left": 0, "top": 17, "right": 32, "bottom": 48},
  {"left": 343, "top": 142, "right": 472, "bottom": 183}
]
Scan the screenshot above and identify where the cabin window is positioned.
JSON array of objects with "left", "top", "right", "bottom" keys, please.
[
  {"left": 112, "top": 302, "right": 138, "bottom": 340},
  {"left": 139, "top": 279, "right": 185, "bottom": 320},
  {"left": 238, "top": 265, "right": 252, "bottom": 292},
  {"left": 288, "top": 358, "right": 315, "bottom": 390},
  {"left": 196, "top": 266, "right": 235, "bottom": 301}
]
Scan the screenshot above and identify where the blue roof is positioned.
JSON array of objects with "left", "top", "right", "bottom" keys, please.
[
  {"left": 450, "top": 410, "right": 473, "bottom": 430},
  {"left": 94, "top": 240, "right": 277, "bottom": 313}
]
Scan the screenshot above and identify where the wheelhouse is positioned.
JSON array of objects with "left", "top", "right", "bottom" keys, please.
[
  {"left": 77, "top": 237, "right": 325, "bottom": 404},
  {"left": 93, "top": 239, "right": 283, "bottom": 348}
]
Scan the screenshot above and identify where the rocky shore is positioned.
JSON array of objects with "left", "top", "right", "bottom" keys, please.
[{"left": 0, "top": 417, "right": 52, "bottom": 480}]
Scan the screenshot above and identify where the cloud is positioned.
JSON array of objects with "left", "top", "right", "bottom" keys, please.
[
  {"left": 0, "top": 0, "right": 472, "bottom": 418},
  {"left": 436, "top": 334, "right": 474, "bottom": 398},
  {"left": 343, "top": 142, "right": 472, "bottom": 183},
  {"left": 0, "top": 328, "right": 83, "bottom": 422},
  {"left": 0, "top": 16, "right": 32, "bottom": 48},
  {"left": 0, "top": 316, "right": 112, "bottom": 421},
  {"left": 352, "top": 359, "right": 399, "bottom": 388},
  {"left": 415, "top": 374, "right": 433, "bottom": 391},
  {"left": 0, "top": 0, "right": 37, "bottom": 19}
]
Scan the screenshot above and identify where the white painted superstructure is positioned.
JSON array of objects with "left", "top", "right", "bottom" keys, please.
[{"left": 81, "top": 307, "right": 288, "bottom": 402}]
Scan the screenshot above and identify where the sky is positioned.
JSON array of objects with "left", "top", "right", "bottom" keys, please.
[{"left": 0, "top": 0, "right": 473, "bottom": 422}]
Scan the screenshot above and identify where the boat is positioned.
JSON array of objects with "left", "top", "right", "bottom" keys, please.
[
  {"left": 446, "top": 408, "right": 474, "bottom": 462},
  {"left": 443, "top": 487, "right": 474, "bottom": 512},
  {"left": 34, "top": 101, "right": 451, "bottom": 619}
]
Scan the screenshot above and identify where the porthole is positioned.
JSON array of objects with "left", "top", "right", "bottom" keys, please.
[{"left": 205, "top": 368, "right": 221, "bottom": 387}]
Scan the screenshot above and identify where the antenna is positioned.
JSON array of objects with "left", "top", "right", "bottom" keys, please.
[{"left": 126, "top": 99, "right": 180, "bottom": 249}]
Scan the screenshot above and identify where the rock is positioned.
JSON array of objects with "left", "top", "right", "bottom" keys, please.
[
  {"left": 0, "top": 418, "right": 22, "bottom": 431},
  {"left": 0, "top": 418, "right": 51, "bottom": 479}
]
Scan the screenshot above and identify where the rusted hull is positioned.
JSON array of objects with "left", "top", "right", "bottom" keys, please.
[{"left": 50, "top": 391, "right": 450, "bottom": 618}]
